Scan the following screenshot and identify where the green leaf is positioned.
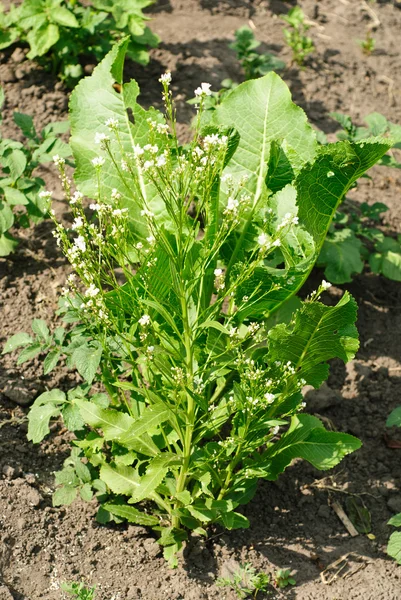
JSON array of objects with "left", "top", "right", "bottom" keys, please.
[
  {"left": 0, "top": 202, "right": 14, "bottom": 234},
  {"left": 318, "top": 229, "right": 364, "bottom": 284},
  {"left": 388, "top": 513, "right": 401, "bottom": 528},
  {"left": 386, "top": 407, "right": 401, "bottom": 428},
  {"left": 4, "top": 187, "right": 29, "bottom": 206},
  {"left": 50, "top": 6, "right": 79, "bottom": 27},
  {"left": 218, "top": 511, "right": 249, "bottom": 530},
  {"left": 31, "top": 318, "right": 50, "bottom": 341},
  {"left": 103, "top": 503, "right": 159, "bottom": 526},
  {"left": 17, "top": 342, "right": 43, "bottom": 364},
  {"left": 0, "top": 147, "right": 27, "bottom": 180},
  {"left": 131, "top": 454, "right": 180, "bottom": 503},
  {"left": 263, "top": 414, "right": 361, "bottom": 480},
  {"left": 0, "top": 232, "right": 18, "bottom": 256},
  {"left": 369, "top": 237, "right": 401, "bottom": 282},
  {"left": 80, "top": 483, "right": 93, "bottom": 502},
  {"left": 2, "top": 332, "right": 33, "bottom": 354},
  {"left": 43, "top": 348, "right": 61, "bottom": 374},
  {"left": 75, "top": 398, "right": 134, "bottom": 440},
  {"left": 72, "top": 342, "right": 102, "bottom": 383},
  {"left": 100, "top": 463, "right": 140, "bottom": 496},
  {"left": 388, "top": 531, "right": 401, "bottom": 564},
  {"left": 268, "top": 292, "right": 359, "bottom": 388},
  {"left": 27, "top": 403, "right": 62, "bottom": 443},
  {"left": 69, "top": 39, "right": 168, "bottom": 237},
  {"left": 26, "top": 23, "right": 60, "bottom": 58},
  {"left": 13, "top": 112, "right": 37, "bottom": 139},
  {"left": 61, "top": 403, "right": 85, "bottom": 431},
  {"left": 53, "top": 486, "right": 77, "bottom": 507}
]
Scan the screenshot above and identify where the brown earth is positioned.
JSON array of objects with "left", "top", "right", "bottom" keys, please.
[{"left": 1, "top": 1, "right": 401, "bottom": 599}]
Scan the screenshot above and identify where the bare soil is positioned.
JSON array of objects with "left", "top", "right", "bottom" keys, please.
[{"left": 1, "top": 1, "right": 401, "bottom": 599}]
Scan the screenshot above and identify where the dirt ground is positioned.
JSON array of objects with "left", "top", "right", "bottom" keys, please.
[{"left": 1, "top": 1, "right": 401, "bottom": 599}]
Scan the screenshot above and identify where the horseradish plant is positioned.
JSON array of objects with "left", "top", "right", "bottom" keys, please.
[
  {"left": 0, "top": 87, "right": 71, "bottom": 255},
  {"left": 4, "top": 41, "right": 391, "bottom": 565}
]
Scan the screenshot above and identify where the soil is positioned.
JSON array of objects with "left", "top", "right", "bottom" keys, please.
[{"left": 1, "top": 1, "right": 401, "bottom": 599}]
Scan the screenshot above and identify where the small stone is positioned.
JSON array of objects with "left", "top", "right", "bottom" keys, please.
[
  {"left": 26, "top": 488, "right": 42, "bottom": 507},
  {"left": 387, "top": 496, "right": 401, "bottom": 514},
  {"left": 143, "top": 537, "right": 161, "bottom": 558},
  {"left": 0, "top": 65, "right": 16, "bottom": 83},
  {"left": 3, "top": 383, "right": 37, "bottom": 406},
  {"left": 2, "top": 465, "right": 15, "bottom": 479},
  {"left": 11, "top": 47, "right": 26, "bottom": 63},
  {"left": 24, "top": 473, "right": 36, "bottom": 485}
]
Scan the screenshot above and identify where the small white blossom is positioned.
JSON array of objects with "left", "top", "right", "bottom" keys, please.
[
  {"left": 194, "top": 82, "right": 212, "bottom": 97},
  {"left": 39, "top": 190, "right": 52, "bottom": 199},
  {"left": 53, "top": 155, "right": 65, "bottom": 167},
  {"left": 89, "top": 203, "right": 102, "bottom": 211},
  {"left": 156, "top": 154, "right": 167, "bottom": 167},
  {"left": 258, "top": 233, "right": 269, "bottom": 247},
  {"left": 105, "top": 117, "right": 118, "bottom": 129},
  {"left": 272, "top": 426, "right": 280, "bottom": 436},
  {"left": 139, "top": 314, "right": 151, "bottom": 326},
  {"left": 159, "top": 72, "right": 172, "bottom": 85},
  {"left": 143, "top": 160, "right": 155, "bottom": 171},
  {"left": 157, "top": 123, "right": 169, "bottom": 134},
  {"left": 70, "top": 191, "right": 83, "bottom": 205},
  {"left": 74, "top": 235, "right": 86, "bottom": 252},
  {"left": 111, "top": 188, "right": 121, "bottom": 201},
  {"left": 321, "top": 280, "right": 332, "bottom": 290},
  {"left": 133, "top": 144, "right": 144, "bottom": 157},
  {"left": 91, "top": 156, "right": 105, "bottom": 168},
  {"left": 264, "top": 392, "right": 275, "bottom": 404},
  {"left": 141, "top": 208, "right": 154, "bottom": 218},
  {"left": 225, "top": 196, "right": 239, "bottom": 213},
  {"left": 214, "top": 268, "right": 223, "bottom": 276},
  {"left": 72, "top": 216, "right": 84, "bottom": 230},
  {"left": 272, "top": 239, "right": 281, "bottom": 247},
  {"left": 146, "top": 234, "right": 155, "bottom": 245},
  {"left": 121, "top": 160, "right": 129, "bottom": 171},
  {"left": 94, "top": 132, "right": 110, "bottom": 145},
  {"left": 85, "top": 284, "right": 100, "bottom": 298}
]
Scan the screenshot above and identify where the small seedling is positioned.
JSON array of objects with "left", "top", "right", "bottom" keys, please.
[
  {"left": 272, "top": 568, "right": 296, "bottom": 589},
  {"left": 281, "top": 7, "right": 315, "bottom": 66},
  {"left": 61, "top": 582, "right": 96, "bottom": 600},
  {"left": 386, "top": 408, "right": 401, "bottom": 564},
  {"left": 358, "top": 29, "right": 376, "bottom": 56},
  {"left": 217, "top": 563, "right": 270, "bottom": 599},
  {"left": 229, "top": 26, "right": 285, "bottom": 80}
]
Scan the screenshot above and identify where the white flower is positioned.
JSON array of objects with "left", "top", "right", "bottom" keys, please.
[
  {"left": 74, "top": 235, "right": 86, "bottom": 252},
  {"left": 194, "top": 82, "right": 212, "bottom": 97},
  {"left": 139, "top": 314, "right": 151, "bottom": 326},
  {"left": 264, "top": 393, "right": 275, "bottom": 404},
  {"left": 85, "top": 284, "right": 100, "bottom": 297},
  {"left": 136, "top": 242, "right": 143, "bottom": 249},
  {"left": 221, "top": 173, "right": 233, "bottom": 183},
  {"left": 111, "top": 188, "right": 121, "bottom": 201},
  {"left": 89, "top": 203, "right": 101, "bottom": 211},
  {"left": 133, "top": 144, "right": 144, "bottom": 157},
  {"left": 105, "top": 117, "right": 118, "bottom": 129},
  {"left": 159, "top": 72, "right": 172, "bottom": 85},
  {"left": 292, "top": 216, "right": 299, "bottom": 225},
  {"left": 39, "top": 190, "right": 52, "bottom": 199},
  {"left": 272, "top": 239, "right": 281, "bottom": 247},
  {"left": 147, "top": 345, "right": 155, "bottom": 353},
  {"left": 258, "top": 233, "right": 269, "bottom": 247},
  {"left": 156, "top": 155, "right": 166, "bottom": 167},
  {"left": 91, "top": 157, "right": 105, "bottom": 168},
  {"left": 229, "top": 327, "right": 237, "bottom": 337},
  {"left": 141, "top": 208, "right": 154, "bottom": 218},
  {"left": 272, "top": 426, "right": 280, "bottom": 436},
  {"left": 72, "top": 216, "right": 84, "bottom": 230},
  {"left": 53, "top": 155, "right": 65, "bottom": 167},
  {"left": 143, "top": 160, "right": 155, "bottom": 171},
  {"left": 214, "top": 268, "right": 223, "bottom": 277},
  {"left": 321, "top": 280, "right": 332, "bottom": 290},
  {"left": 146, "top": 235, "right": 155, "bottom": 245},
  {"left": 94, "top": 132, "right": 110, "bottom": 145},
  {"left": 70, "top": 191, "right": 83, "bottom": 205},
  {"left": 225, "top": 196, "right": 239, "bottom": 213},
  {"left": 121, "top": 160, "right": 129, "bottom": 171},
  {"left": 157, "top": 123, "right": 169, "bottom": 134}
]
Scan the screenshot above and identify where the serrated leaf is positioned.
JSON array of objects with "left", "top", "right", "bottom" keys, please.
[
  {"left": 262, "top": 414, "right": 361, "bottom": 480},
  {"left": 218, "top": 511, "right": 249, "bottom": 530},
  {"left": 130, "top": 454, "right": 180, "bottom": 503},
  {"left": 0, "top": 232, "right": 18, "bottom": 256},
  {"left": 104, "top": 503, "right": 159, "bottom": 526},
  {"left": 80, "top": 483, "right": 93, "bottom": 502},
  {"left": 369, "top": 237, "right": 401, "bottom": 282},
  {"left": 13, "top": 112, "right": 37, "bottom": 139},
  {"left": 4, "top": 187, "right": 29, "bottom": 206},
  {"left": 100, "top": 463, "right": 140, "bottom": 496},
  {"left": 0, "top": 202, "right": 14, "bottom": 234},
  {"left": 72, "top": 342, "right": 102, "bottom": 383},
  {"left": 26, "top": 23, "right": 60, "bottom": 58},
  {"left": 27, "top": 403, "right": 62, "bottom": 443},
  {"left": 2, "top": 332, "right": 32, "bottom": 354},
  {"left": 61, "top": 403, "right": 85, "bottom": 432},
  {"left": 53, "top": 485, "right": 77, "bottom": 507},
  {"left": 31, "top": 318, "right": 50, "bottom": 341},
  {"left": 50, "top": 6, "right": 79, "bottom": 27},
  {"left": 17, "top": 342, "right": 43, "bottom": 364},
  {"left": 388, "top": 513, "right": 401, "bottom": 527},
  {"left": 75, "top": 398, "right": 134, "bottom": 440},
  {"left": 43, "top": 348, "right": 61, "bottom": 374},
  {"left": 268, "top": 292, "right": 359, "bottom": 388}
]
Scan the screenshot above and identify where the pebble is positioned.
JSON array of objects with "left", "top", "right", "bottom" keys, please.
[
  {"left": 0, "top": 65, "right": 16, "bottom": 83},
  {"left": 387, "top": 496, "right": 401, "bottom": 514},
  {"left": 26, "top": 488, "right": 42, "bottom": 507},
  {"left": 2, "top": 465, "right": 15, "bottom": 479},
  {"left": 143, "top": 537, "right": 161, "bottom": 558},
  {"left": 11, "top": 47, "right": 26, "bottom": 64}
]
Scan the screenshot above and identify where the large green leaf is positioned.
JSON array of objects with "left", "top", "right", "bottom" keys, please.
[
  {"left": 268, "top": 292, "right": 358, "bottom": 388},
  {"left": 369, "top": 237, "right": 401, "bottom": 282},
  {"left": 103, "top": 502, "right": 159, "bottom": 526},
  {"left": 262, "top": 414, "right": 361, "bottom": 480},
  {"left": 388, "top": 531, "right": 401, "bottom": 564},
  {"left": 69, "top": 39, "right": 168, "bottom": 237},
  {"left": 386, "top": 407, "right": 401, "bottom": 428},
  {"left": 100, "top": 463, "right": 140, "bottom": 495}
]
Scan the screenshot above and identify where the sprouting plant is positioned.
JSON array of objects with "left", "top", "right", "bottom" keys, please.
[
  {"left": 358, "top": 29, "right": 376, "bottom": 56},
  {"left": 272, "top": 568, "right": 296, "bottom": 589},
  {"left": 0, "top": 0, "right": 159, "bottom": 87},
  {"left": 0, "top": 87, "right": 71, "bottom": 256},
  {"left": 281, "top": 7, "right": 315, "bottom": 66},
  {"left": 316, "top": 112, "right": 401, "bottom": 284},
  {"left": 217, "top": 562, "right": 270, "bottom": 599},
  {"left": 61, "top": 582, "right": 96, "bottom": 600},
  {"left": 4, "top": 41, "right": 391, "bottom": 567},
  {"left": 386, "top": 407, "right": 401, "bottom": 564},
  {"left": 229, "top": 26, "right": 285, "bottom": 81}
]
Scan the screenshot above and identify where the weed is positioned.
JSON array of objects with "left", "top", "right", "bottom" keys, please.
[{"left": 281, "top": 7, "right": 315, "bottom": 66}]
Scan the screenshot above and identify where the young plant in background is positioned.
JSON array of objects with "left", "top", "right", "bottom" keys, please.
[
  {"left": 5, "top": 41, "right": 390, "bottom": 566},
  {"left": 281, "top": 6, "right": 315, "bottom": 66},
  {"left": 358, "top": 29, "right": 376, "bottom": 56},
  {"left": 217, "top": 563, "right": 270, "bottom": 598},
  {"left": 61, "top": 582, "right": 96, "bottom": 600},
  {"left": 0, "top": 0, "right": 159, "bottom": 87},
  {"left": 0, "top": 87, "right": 71, "bottom": 256},
  {"left": 317, "top": 112, "right": 401, "bottom": 283},
  {"left": 273, "top": 568, "right": 296, "bottom": 589},
  {"left": 386, "top": 407, "right": 401, "bottom": 565}
]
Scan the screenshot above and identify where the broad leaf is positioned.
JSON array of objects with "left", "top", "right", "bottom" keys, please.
[
  {"left": 103, "top": 503, "right": 159, "bottom": 526},
  {"left": 388, "top": 531, "right": 401, "bottom": 564},
  {"left": 387, "top": 407, "right": 401, "bottom": 428},
  {"left": 318, "top": 229, "right": 364, "bottom": 284}
]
